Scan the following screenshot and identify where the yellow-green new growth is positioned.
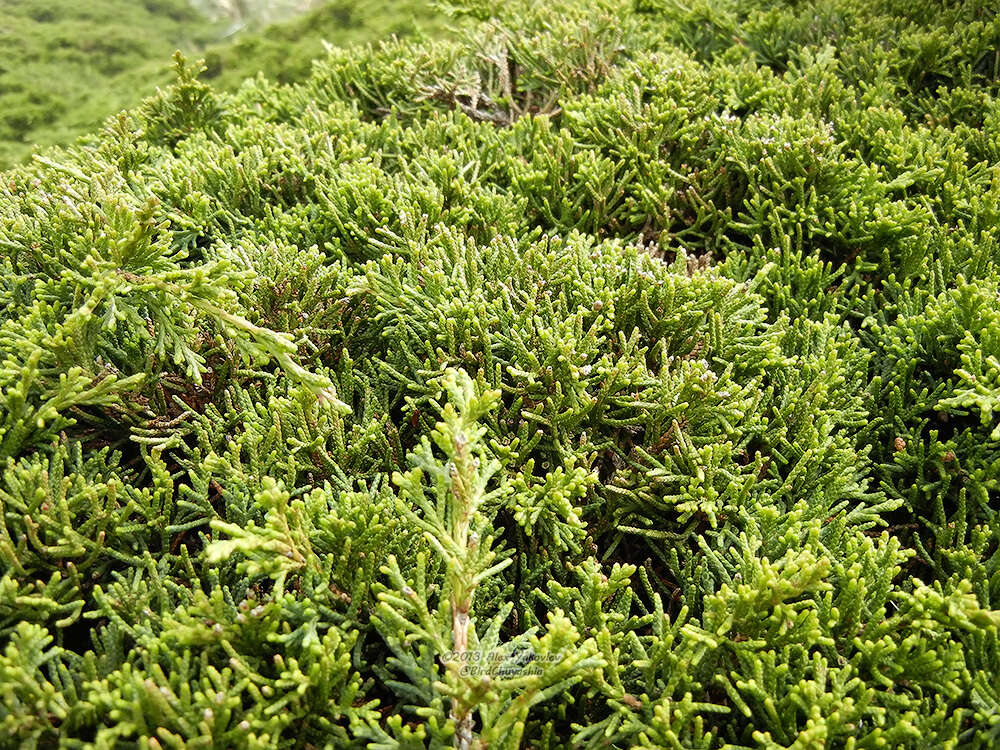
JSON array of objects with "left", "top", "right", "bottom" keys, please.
[{"left": 374, "top": 369, "right": 603, "bottom": 749}]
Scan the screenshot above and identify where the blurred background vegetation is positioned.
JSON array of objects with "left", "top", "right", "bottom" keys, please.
[{"left": 0, "top": 0, "right": 447, "bottom": 168}]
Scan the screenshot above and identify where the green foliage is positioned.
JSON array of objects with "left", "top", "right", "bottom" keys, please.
[
  {"left": 1, "top": 0, "right": 1000, "bottom": 746},
  {"left": 368, "top": 369, "right": 603, "bottom": 748},
  {"left": 0, "top": 0, "right": 448, "bottom": 169}
]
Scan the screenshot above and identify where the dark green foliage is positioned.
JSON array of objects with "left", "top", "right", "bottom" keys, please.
[
  {"left": 0, "top": 0, "right": 448, "bottom": 169},
  {"left": 1, "top": 0, "right": 999, "bottom": 746}
]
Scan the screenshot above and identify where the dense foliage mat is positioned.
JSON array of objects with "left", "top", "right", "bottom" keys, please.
[{"left": 2, "top": 0, "right": 1000, "bottom": 746}]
